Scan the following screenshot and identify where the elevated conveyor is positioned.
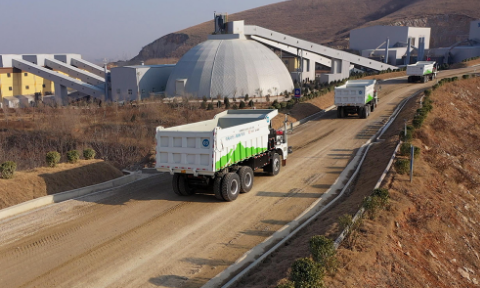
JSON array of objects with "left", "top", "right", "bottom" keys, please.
[
  {"left": 45, "top": 58, "right": 105, "bottom": 87},
  {"left": 244, "top": 25, "right": 397, "bottom": 72},
  {"left": 12, "top": 59, "right": 104, "bottom": 100},
  {"left": 71, "top": 58, "right": 108, "bottom": 78}
]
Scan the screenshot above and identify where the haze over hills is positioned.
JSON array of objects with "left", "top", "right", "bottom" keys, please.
[{"left": 128, "top": 0, "right": 480, "bottom": 65}]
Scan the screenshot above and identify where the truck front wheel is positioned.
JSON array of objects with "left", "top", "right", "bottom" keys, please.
[
  {"left": 265, "top": 153, "right": 281, "bottom": 176},
  {"left": 221, "top": 172, "right": 240, "bottom": 201},
  {"left": 238, "top": 166, "right": 254, "bottom": 193}
]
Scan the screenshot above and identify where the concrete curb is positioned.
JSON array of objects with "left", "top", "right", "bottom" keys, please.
[
  {"left": 203, "top": 87, "right": 420, "bottom": 288},
  {"left": 0, "top": 171, "right": 146, "bottom": 221}
]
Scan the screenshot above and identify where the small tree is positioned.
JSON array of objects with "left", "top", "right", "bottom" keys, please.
[
  {"left": 202, "top": 95, "right": 208, "bottom": 102},
  {"left": 0, "top": 161, "right": 16, "bottom": 179},
  {"left": 232, "top": 103, "right": 238, "bottom": 110},
  {"left": 200, "top": 101, "right": 207, "bottom": 109},
  {"left": 309, "top": 235, "right": 338, "bottom": 273},
  {"left": 46, "top": 151, "right": 61, "bottom": 167},
  {"left": 207, "top": 103, "right": 214, "bottom": 110},
  {"left": 244, "top": 94, "right": 249, "bottom": 101},
  {"left": 67, "top": 150, "right": 80, "bottom": 164},
  {"left": 239, "top": 101, "right": 246, "bottom": 109},
  {"left": 83, "top": 148, "right": 96, "bottom": 160},
  {"left": 224, "top": 97, "right": 230, "bottom": 109},
  {"left": 290, "top": 258, "right": 324, "bottom": 288},
  {"left": 217, "top": 100, "right": 222, "bottom": 108},
  {"left": 248, "top": 100, "right": 255, "bottom": 107}
]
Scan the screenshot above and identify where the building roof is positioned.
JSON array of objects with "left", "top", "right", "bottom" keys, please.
[{"left": 165, "top": 39, "right": 294, "bottom": 98}]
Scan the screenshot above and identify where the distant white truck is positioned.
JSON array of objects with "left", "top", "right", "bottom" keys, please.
[
  {"left": 407, "top": 61, "right": 438, "bottom": 83},
  {"left": 155, "top": 109, "right": 288, "bottom": 201},
  {"left": 335, "top": 80, "right": 378, "bottom": 119}
]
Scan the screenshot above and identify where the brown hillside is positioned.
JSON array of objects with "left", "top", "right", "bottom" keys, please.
[{"left": 130, "top": 0, "right": 480, "bottom": 64}]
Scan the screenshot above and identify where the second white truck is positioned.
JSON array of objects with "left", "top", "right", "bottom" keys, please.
[
  {"left": 335, "top": 80, "right": 378, "bottom": 119},
  {"left": 155, "top": 109, "right": 288, "bottom": 201},
  {"left": 406, "top": 61, "right": 438, "bottom": 83}
]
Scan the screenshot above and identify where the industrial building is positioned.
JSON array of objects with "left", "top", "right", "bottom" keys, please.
[
  {"left": 1, "top": 17, "right": 400, "bottom": 105},
  {"left": 349, "top": 26, "right": 431, "bottom": 65},
  {"left": 111, "top": 64, "right": 174, "bottom": 101}
]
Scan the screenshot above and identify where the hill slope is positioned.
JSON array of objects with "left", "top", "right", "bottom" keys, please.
[{"left": 130, "top": 0, "right": 480, "bottom": 64}]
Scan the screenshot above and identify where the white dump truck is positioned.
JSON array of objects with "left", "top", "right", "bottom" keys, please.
[
  {"left": 155, "top": 109, "right": 288, "bottom": 201},
  {"left": 407, "top": 61, "right": 437, "bottom": 83},
  {"left": 335, "top": 80, "right": 378, "bottom": 119}
]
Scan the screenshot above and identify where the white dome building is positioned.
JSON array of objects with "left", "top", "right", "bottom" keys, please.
[{"left": 165, "top": 38, "right": 294, "bottom": 99}]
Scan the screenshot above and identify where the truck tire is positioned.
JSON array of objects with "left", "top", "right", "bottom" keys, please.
[
  {"left": 238, "top": 166, "right": 254, "bottom": 193},
  {"left": 178, "top": 175, "right": 195, "bottom": 196},
  {"left": 213, "top": 176, "right": 224, "bottom": 200},
  {"left": 337, "top": 107, "right": 342, "bottom": 118},
  {"left": 359, "top": 107, "right": 366, "bottom": 119},
  {"left": 172, "top": 174, "right": 182, "bottom": 196},
  {"left": 340, "top": 107, "right": 345, "bottom": 118},
  {"left": 221, "top": 172, "right": 240, "bottom": 201},
  {"left": 370, "top": 103, "right": 375, "bottom": 112},
  {"left": 265, "top": 153, "right": 281, "bottom": 176}
]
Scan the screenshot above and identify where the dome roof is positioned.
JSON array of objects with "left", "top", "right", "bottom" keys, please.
[{"left": 165, "top": 38, "right": 294, "bottom": 98}]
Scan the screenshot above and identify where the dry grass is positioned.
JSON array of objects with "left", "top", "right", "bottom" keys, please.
[{"left": 324, "top": 77, "right": 480, "bottom": 287}]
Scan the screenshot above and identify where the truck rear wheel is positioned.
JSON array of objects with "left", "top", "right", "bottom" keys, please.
[
  {"left": 213, "top": 176, "right": 224, "bottom": 200},
  {"left": 265, "top": 153, "right": 281, "bottom": 176},
  {"left": 221, "top": 172, "right": 240, "bottom": 201},
  {"left": 340, "top": 107, "right": 345, "bottom": 118},
  {"left": 172, "top": 174, "right": 182, "bottom": 196},
  {"left": 370, "top": 103, "right": 375, "bottom": 112},
  {"left": 238, "top": 166, "right": 254, "bottom": 193},
  {"left": 178, "top": 175, "right": 195, "bottom": 196}
]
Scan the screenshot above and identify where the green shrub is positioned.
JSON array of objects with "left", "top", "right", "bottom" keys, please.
[
  {"left": 290, "top": 258, "right": 324, "bottom": 288},
  {"left": 394, "top": 159, "right": 409, "bottom": 175},
  {"left": 224, "top": 97, "right": 230, "bottom": 109},
  {"left": 207, "top": 103, "right": 214, "bottom": 110},
  {"left": 200, "top": 101, "right": 207, "bottom": 109},
  {"left": 269, "top": 106, "right": 276, "bottom": 109},
  {"left": 372, "top": 188, "right": 389, "bottom": 207},
  {"left": 424, "top": 89, "right": 432, "bottom": 97},
  {"left": 217, "top": 100, "right": 222, "bottom": 108},
  {"left": 273, "top": 100, "right": 279, "bottom": 105},
  {"left": 274, "top": 103, "right": 282, "bottom": 109},
  {"left": 399, "top": 129, "right": 413, "bottom": 142},
  {"left": 280, "top": 102, "right": 288, "bottom": 108},
  {"left": 248, "top": 100, "right": 255, "bottom": 107},
  {"left": 202, "top": 95, "right": 208, "bottom": 102},
  {"left": 244, "top": 94, "right": 249, "bottom": 101},
  {"left": 67, "top": 150, "right": 80, "bottom": 164},
  {"left": 46, "top": 151, "right": 61, "bottom": 167},
  {"left": 309, "top": 235, "right": 337, "bottom": 273},
  {"left": 463, "top": 74, "right": 470, "bottom": 79},
  {"left": 83, "top": 148, "right": 96, "bottom": 160},
  {"left": 0, "top": 161, "right": 16, "bottom": 179},
  {"left": 412, "top": 115, "right": 425, "bottom": 129},
  {"left": 400, "top": 142, "right": 412, "bottom": 156},
  {"left": 232, "top": 103, "right": 238, "bottom": 110},
  {"left": 239, "top": 101, "right": 246, "bottom": 109}
]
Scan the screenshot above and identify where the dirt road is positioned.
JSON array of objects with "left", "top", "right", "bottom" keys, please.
[{"left": 0, "top": 68, "right": 475, "bottom": 288}]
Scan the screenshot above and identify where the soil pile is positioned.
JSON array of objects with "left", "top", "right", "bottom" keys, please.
[{"left": 0, "top": 160, "right": 123, "bottom": 209}]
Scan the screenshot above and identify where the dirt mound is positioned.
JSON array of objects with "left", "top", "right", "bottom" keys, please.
[{"left": 0, "top": 160, "right": 123, "bottom": 209}]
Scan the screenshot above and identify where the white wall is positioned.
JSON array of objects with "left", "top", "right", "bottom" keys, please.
[
  {"left": 350, "top": 26, "right": 430, "bottom": 51},
  {"left": 111, "top": 65, "right": 175, "bottom": 102}
]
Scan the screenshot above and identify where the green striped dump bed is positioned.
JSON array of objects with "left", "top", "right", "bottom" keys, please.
[
  {"left": 155, "top": 109, "right": 278, "bottom": 176},
  {"left": 334, "top": 80, "right": 376, "bottom": 107},
  {"left": 406, "top": 61, "right": 436, "bottom": 76}
]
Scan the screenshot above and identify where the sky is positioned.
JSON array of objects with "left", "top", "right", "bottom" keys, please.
[{"left": 0, "top": 0, "right": 282, "bottom": 62}]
